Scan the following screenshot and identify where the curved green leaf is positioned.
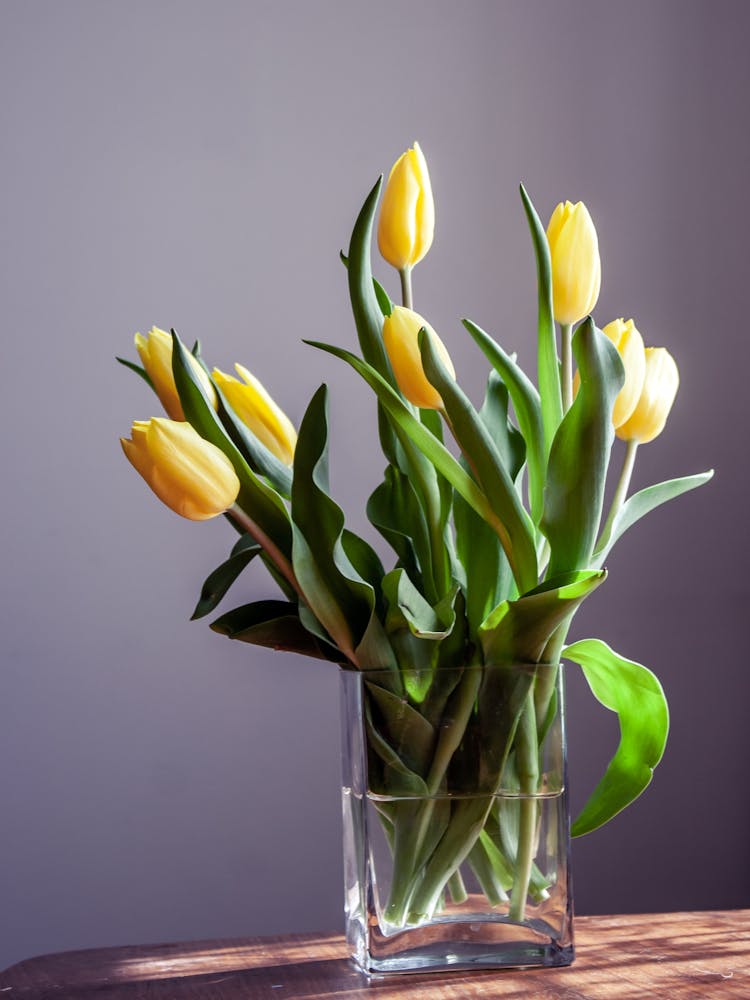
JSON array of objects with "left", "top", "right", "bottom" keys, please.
[
  {"left": 542, "top": 320, "right": 623, "bottom": 577},
  {"left": 419, "top": 330, "right": 538, "bottom": 595},
  {"left": 594, "top": 470, "right": 714, "bottom": 566},
  {"left": 210, "top": 599, "right": 342, "bottom": 660},
  {"left": 191, "top": 534, "right": 261, "bottom": 620},
  {"left": 479, "top": 570, "right": 606, "bottom": 665},
  {"left": 519, "top": 184, "right": 562, "bottom": 452},
  {"left": 564, "top": 638, "right": 670, "bottom": 837},
  {"left": 367, "top": 466, "right": 426, "bottom": 584},
  {"left": 291, "top": 384, "right": 394, "bottom": 670},
  {"left": 462, "top": 318, "right": 544, "bottom": 524}
]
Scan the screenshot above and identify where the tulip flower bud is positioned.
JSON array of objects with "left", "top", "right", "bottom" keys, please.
[
  {"left": 121, "top": 418, "right": 240, "bottom": 520},
  {"left": 377, "top": 141, "right": 435, "bottom": 271},
  {"left": 212, "top": 364, "right": 297, "bottom": 465},
  {"left": 135, "top": 327, "right": 217, "bottom": 420},
  {"left": 616, "top": 347, "right": 679, "bottom": 444},
  {"left": 382, "top": 305, "right": 455, "bottom": 410},
  {"left": 547, "top": 201, "right": 601, "bottom": 325},
  {"left": 573, "top": 318, "right": 646, "bottom": 429}
]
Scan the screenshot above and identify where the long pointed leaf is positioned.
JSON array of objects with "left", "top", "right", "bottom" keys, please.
[
  {"left": 520, "top": 183, "right": 562, "bottom": 452},
  {"left": 565, "top": 638, "right": 669, "bottom": 837},
  {"left": 542, "top": 320, "right": 623, "bottom": 576},
  {"left": 462, "top": 318, "right": 545, "bottom": 523},
  {"left": 210, "top": 599, "right": 342, "bottom": 660},
  {"left": 191, "top": 535, "right": 262, "bottom": 620},
  {"left": 419, "top": 330, "right": 538, "bottom": 595},
  {"left": 595, "top": 470, "right": 714, "bottom": 565}
]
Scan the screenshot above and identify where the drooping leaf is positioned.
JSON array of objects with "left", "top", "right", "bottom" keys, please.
[
  {"left": 541, "top": 320, "right": 623, "bottom": 577},
  {"left": 594, "top": 470, "right": 714, "bottom": 566},
  {"left": 210, "top": 599, "right": 342, "bottom": 660},
  {"left": 419, "top": 330, "right": 539, "bottom": 595},
  {"left": 291, "top": 384, "right": 395, "bottom": 671},
  {"left": 191, "top": 534, "right": 262, "bottom": 620},
  {"left": 519, "top": 183, "right": 562, "bottom": 453},
  {"left": 564, "top": 638, "right": 669, "bottom": 837},
  {"left": 478, "top": 569, "right": 606, "bottom": 665},
  {"left": 462, "top": 318, "right": 545, "bottom": 523},
  {"left": 170, "top": 330, "right": 293, "bottom": 560}
]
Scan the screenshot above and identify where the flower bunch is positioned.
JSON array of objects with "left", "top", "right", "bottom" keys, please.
[{"left": 118, "top": 143, "right": 712, "bottom": 927}]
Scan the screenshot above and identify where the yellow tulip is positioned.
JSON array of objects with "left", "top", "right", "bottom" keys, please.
[
  {"left": 382, "top": 305, "right": 455, "bottom": 410},
  {"left": 616, "top": 347, "right": 679, "bottom": 444},
  {"left": 212, "top": 364, "right": 297, "bottom": 465},
  {"left": 135, "top": 327, "right": 217, "bottom": 420},
  {"left": 377, "top": 141, "right": 435, "bottom": 271},
  {"left": 547, "top": 201, "right": 601, "bottom": 325},
  {"left": 121, "top": 418, "right": 240, "bottom": 520},
  {"left": 573, "top": 318, "right": 646, "bottom": 428}
]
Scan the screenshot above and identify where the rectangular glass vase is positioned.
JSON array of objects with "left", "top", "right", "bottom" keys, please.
[{"left": 340, "top": 663, "right": 574, "bottom": 975}]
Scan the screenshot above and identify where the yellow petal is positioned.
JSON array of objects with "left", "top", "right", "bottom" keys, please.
[
  {"left": 548, "top": 202, "right": 601, "bottom": 325},
  {"left": 135, "top": 327, "right": 217, "bottom": 419},
  {"left": 382, "top": 306, "right": 454, "bottom": 410},
  {"left": 377, "top": 142, "right": 435, "bottom": 270},
  {"left": 616, "top": 348, "right": 679, "bottom": 444},
  {"left": 212, "top": 365, "right": 297, "bottom": 465},
  {"left": 122, "top": 418, "right": 239, "bottom": 520},
  {"left": 601, "top": 318, "right": 646, "bottom": 428}
]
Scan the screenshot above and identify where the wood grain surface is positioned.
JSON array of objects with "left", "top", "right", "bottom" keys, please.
[{"left": 0, "top": 910, "right": 746, "bottom": 999}]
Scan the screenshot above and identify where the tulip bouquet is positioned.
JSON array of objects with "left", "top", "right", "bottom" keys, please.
[{"left": 118, "top": 143, "right": 712, "bottom": 952}]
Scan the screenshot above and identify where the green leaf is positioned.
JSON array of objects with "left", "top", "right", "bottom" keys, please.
[
  {"left": 339, "top": 250, "right": 393, "bottom": 317},
  {"left": 291, "top": 384, "right": 394, "bottom": 670},
  {"left": 116, "top": 356, "right": 154, "bottom": 390},
  {"left": 564, "top": 638, "right": 670, "bottom": 837},
  {"left": 191, "top": 535, "right": 261, "bottom": 620},
  {"left": 170, "top": 330, "right": 293, "bottom": 560},
  {"left": 477, "top": 370, "right": 525, "bottom": 483},
  {"left": 462, "top": 318, "right": 545, "bottom": 524},
  {"left": 210, "top": 599, "right": 342, "bottom": 660},
  {"left": 419, "top": 330, "right": 538, "bottom": 595},
  {"left": 542, "top": 320, "right": 623, "bottom": 577},
  {"left": 346, "top": 177, "right": 393, "bottom": 382},
  {"left": 367, "top": 466, "right": 426, "bottom": 584},
  {"left": 479, "top": 570, "right": 606, "bottom": 665},
  {"left": 519, "top": 183, "right": 562, "bottom": 453},
  {"left": 594, "top": 470, "right": 714, "bottom": 565},
  {"left": 454, "top": 489, "right": 515, "bottom": 635}
]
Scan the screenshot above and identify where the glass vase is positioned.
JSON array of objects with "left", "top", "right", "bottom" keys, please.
[{"left": 340, "top": 662, "right": 574, "bottom": 975}]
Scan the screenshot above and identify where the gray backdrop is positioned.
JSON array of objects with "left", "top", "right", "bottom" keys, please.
[{"left": 1, "top": 0, "right": 747, "bottom": 972}]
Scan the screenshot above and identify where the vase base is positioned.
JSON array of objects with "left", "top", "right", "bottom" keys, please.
[{"left": 350, "top": 916, "right": 574, "bottom": 976}]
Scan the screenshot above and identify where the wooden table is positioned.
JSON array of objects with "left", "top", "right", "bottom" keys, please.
[{"left": 1, "top": 910, "right": 746, "bottom": 998}]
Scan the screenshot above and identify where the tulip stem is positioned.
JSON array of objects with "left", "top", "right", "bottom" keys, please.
[
  {"left": 600, "top": 439, "right": 639, "bottom": 546},
  {"left": 399, "top": 267, "right": 413, "bottom": 310},
  {"left": 228, "top": 503, "right": 302, "bottom": 599},
  {"left": 560, "top": 323, "right": 573, "bottom": 412}
]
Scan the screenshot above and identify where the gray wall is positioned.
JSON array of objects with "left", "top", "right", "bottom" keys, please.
[{"left": 1, "top": 0, "right": 747, "bottom": 971}]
